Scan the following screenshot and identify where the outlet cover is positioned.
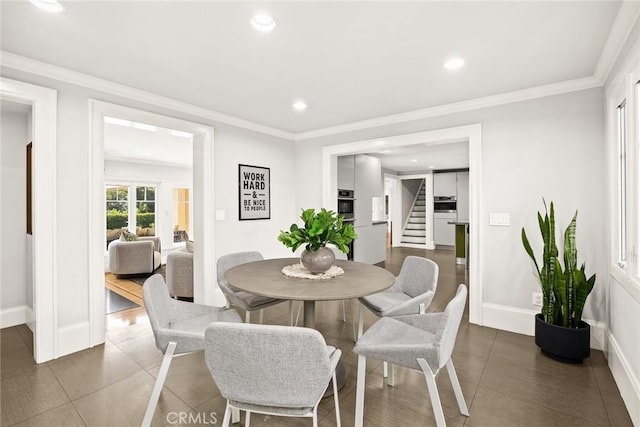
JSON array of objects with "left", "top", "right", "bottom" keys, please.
[{"left": 532, "top": 292, "right": 543, "bottom": 307}]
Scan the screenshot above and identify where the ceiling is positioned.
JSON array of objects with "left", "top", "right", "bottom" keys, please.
[
  {"left": 104, "top": 119, "right": 193, "bottom": 167},
  {"left": 369, "top": 141, "right": 469, "bottom": 173},
  {"left": 1, "top": 99, "right": 32, "bottom": 114},
  {"left": 0, "top": 1, "right": 625, "bottom": 136}
]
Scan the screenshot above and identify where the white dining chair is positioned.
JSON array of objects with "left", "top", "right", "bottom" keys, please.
[{"left": 354, "top": 284, "right": 469, "bottom": 427}]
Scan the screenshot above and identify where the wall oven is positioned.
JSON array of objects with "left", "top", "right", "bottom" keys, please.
[
  {"left": 337, "top": 189, "right": 355, "bottom": 219},
  {"left": 434, "top": 196, "right": 457, "bottom": 213}
]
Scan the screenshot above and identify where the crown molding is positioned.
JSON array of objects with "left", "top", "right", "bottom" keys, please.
[
  {"left": 594, "top": 1, "right": 640, "bottom": 84},
  {"left": 0, "top": 51, "right": 295, "bottom": 141},
  {"left": 294, "top": 75, "right": 602, "bottom": 141}
]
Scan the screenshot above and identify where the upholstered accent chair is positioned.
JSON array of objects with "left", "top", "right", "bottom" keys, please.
[
  {"left": 205, "top": 322, "right": 342, "bottom": 427},
  {"left": 166, "top": 248, "right": 193, "bottom": 299},
  {"left": 141, "top": 274, "right": 242, "bottom": 427},
  {"left": 353, "top": 284, "right": 469, "bottom": 427},
  {"left": 108, "top": 236, "right": 161, "bottom": 277}
]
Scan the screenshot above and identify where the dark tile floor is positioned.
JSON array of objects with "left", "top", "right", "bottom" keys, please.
[{"left": 0, "top": 247, "right": 633, "bottom": 426}]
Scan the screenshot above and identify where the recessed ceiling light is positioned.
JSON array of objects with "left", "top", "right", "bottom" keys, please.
[
  {"left": 380, "top": 149, "right": 392, "bottom": 154},
  {"left": 29, "top": 0, "right": 64, "bottom": 13},
  {"left": 429, "top": 165, "right": 436, "bottom": 169},
  {"left": 292, "top": 101, "right": 307, "bottom": 111},
  {"left": 411, "top": 159, "right": 418, "bottom": 163},
  {"left": 444, "top": 57, "right": 465, "bottom": 71},
  {"left": 251, "top": 14, "right": 276, "bottom": 32}
]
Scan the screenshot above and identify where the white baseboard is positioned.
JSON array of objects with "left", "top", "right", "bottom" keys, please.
[
  {"left": 482, "top": 303, "right": 537, "bottom": 336},
  {"left": 608, "top": 333, "right": 640, "bottom": 426},
  {"left": 0, "top": 305, "right": 33, "bottom": 328},
  {"left": 57, "top": 321, "right": 91, "bottom": 358},
  {"left": 482, "top": 303, "right": 608, "bottom": 352}
]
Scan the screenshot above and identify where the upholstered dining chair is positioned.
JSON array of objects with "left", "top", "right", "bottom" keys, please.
[
  {"left": 141, "top": 274, "right": 242, "bottom": 427},
  {"left": 353, "top": 284, "right": 469, "bottom": 427},
  {"left": 357, "top": 255, "right": 438, "bottom": 384},
  {"left": 217, "top": 251, "right": 293, "bottom": 324},
  {"left": 204, "top": 322, "right": 342, "bottom": 427}
]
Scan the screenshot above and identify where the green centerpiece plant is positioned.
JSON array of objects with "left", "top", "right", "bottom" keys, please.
[
  {"left": 278, "top": 208, "right": 357, "bottom": 273},
  {"left": 521, "top": 200, "right": 596, "bottom": 362}
]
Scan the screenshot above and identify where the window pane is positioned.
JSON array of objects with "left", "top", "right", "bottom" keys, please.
[
  {"left": 617, "top": 101, "right": 627, "bottom": 264},
  {"left": 106, "top": 184, "right": 128, "bottom": 248},
  {"left": 173, "top": 188, "right": 190, "bottom": 242},
  {"left": 136, "top": 186, "right": 156, "bottom": 237}
]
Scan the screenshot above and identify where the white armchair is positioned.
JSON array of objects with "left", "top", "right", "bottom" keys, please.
[{"left": 108, "top": 236, "right": 161, "bottom": 277}]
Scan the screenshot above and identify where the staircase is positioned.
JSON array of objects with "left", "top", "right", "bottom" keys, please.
[{"left": 401, "top": 180, "right": 427, "bottom": 246}]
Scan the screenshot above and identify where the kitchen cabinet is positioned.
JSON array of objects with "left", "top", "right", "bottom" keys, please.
[
  {"left": 456, "top": 171, "right": 469, "bottom": 221},
  {"left": 434, "top": 212, "right": 455, "bottom": 246},
  {"left": 354, "top": 154, "right": 382, "bottom": 227},
  {"left": 433, "top": 172, "right": 457, "bottom": 197},
  {"left": 354, "top": 222, "right": 387, "bottom": 264},
  {"left": 337, "top": 155, "right": 355, "bottom": 191}
]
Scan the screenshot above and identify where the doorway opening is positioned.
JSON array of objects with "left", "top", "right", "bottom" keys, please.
[
  {"left": 0, "top": 78, "right": 57, "bottom": 363},
  {"left": 89, "top": 101, "right": 217, "bottom": 348},
  {"left": 322, "top": 124, "right": 483, "bottom": 325}
]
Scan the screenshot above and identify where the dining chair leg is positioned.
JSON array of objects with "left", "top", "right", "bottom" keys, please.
[
  {"left": 332, "top": 370, "right": 342, "bottom": 427},
  {"left": 221, "top": 402, "right": 231, "bottom": 427},
  {"left": 245, "top": 411, "right": 251, "bottom": 427},
  {"left": 354, "top": 354, "right": 367, "bottom": 427},
  {"left": 231, "top": 408, "right": 240, "bottom": 424},
  {"left": 312, "top": 407, "right": 319, "bottom": 427},
  {"left": 417, "top": 358, "right": 446, "bottom": 427},
  {"left": 142, "top": 341, "right": 176, "bottom": 427},
  {"left": 356, "top": 304, "right": 364, "bottom": 342},
  {"left": 245, "top": 310, "right": 251, "bottom": 323},
  {"left": 386, "top": 363, "right": 395, "bottom": 387},
  {"left": 289, "top": 300, "right": 294, "bottom": 326},
  {"left": 446, "top": 359, "right": 469, "bottom": 416},
  {"left": 295, "top": 303, "right": 302, "bottom": 326},
  {"left": 259, "top": 309, "right": 264, "bottom": 324},
  {"left": 342, "top": 300, "right": 346, "bottom": 322}
]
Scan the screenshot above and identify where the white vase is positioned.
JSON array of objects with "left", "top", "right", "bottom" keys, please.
[{"left": 300, "top": 247, "right": 335, "bottom": 274}]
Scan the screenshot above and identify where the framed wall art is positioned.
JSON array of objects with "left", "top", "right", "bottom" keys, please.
[{"left": 238, "top": 164, "right": 271, "bottom": 220}]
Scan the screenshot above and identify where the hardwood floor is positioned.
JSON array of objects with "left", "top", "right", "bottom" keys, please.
[{"left": 104, "top": 272, "right": 147, "bottom": 324}]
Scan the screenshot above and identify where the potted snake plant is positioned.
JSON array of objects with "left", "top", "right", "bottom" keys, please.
[
  {"left": 278, "top": 208, "right": 357, "bottom": 274},
  {"left": 521, "top": 200, "right": 596, "bottom": 363}
]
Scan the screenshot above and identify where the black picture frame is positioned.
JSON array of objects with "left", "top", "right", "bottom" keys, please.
[{"left": 238, "top": 164, "right": 271, "bottom": 220}]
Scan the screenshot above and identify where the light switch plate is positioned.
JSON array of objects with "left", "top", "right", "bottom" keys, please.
[
  {"left": 489, "top": 212, "right": 510, "bottom": 226},
  {"left": 215, "top": 210, "right": 226, "bottom": 221}
]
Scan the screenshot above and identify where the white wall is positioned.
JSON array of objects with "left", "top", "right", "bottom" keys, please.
[
  {"left": 0, "top": 68, "right": 296, "bottom": 357},
  {"left": 104, "top": 159, "right": 191, "bottom": 184},
  {"left": 0, "top": 108, "right": 31, "bottom": 326},
  {"left": 604, "top": 16, "right": 640, "bottom": 426},
  {"left": 401, "top": 178, "right": 422, "bottom": 224},
  {"left": 213, "top": 126, "right": 297, "bottom": 260},
  {"left": 295, "top": 87, "right": 605, "bottom": 324}
]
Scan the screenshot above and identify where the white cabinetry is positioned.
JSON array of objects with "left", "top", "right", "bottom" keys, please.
[
  {"left": 456, "top": 171, "right": 469, "bottom": 221},
  {"left": 337, "top": 155, "right": 355, "bottom": 191},
  {"left": 354, "top": 154, "right": 382, "bottom": 227},
  {"left": 433, "top": 213, "right": 455, "bottom": 246},
  {"left": 354, "top": 223, "right": 387, "bottom": 264},
  {"left": 433, "top": 172, "right": 457, "bottom": 197}
]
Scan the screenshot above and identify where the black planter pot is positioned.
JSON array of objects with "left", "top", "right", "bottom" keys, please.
[{"left": 534, "top": 313, "right": 590, "bottom": 363}]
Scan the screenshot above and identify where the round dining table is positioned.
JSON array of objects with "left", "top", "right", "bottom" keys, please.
[{"left": 224, "top": 257, "right": 395, "bottom": 329}]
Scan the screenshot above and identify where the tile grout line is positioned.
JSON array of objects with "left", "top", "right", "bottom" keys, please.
[{"left": 462, "top": 329, "right": 498, "bottom": 425}]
